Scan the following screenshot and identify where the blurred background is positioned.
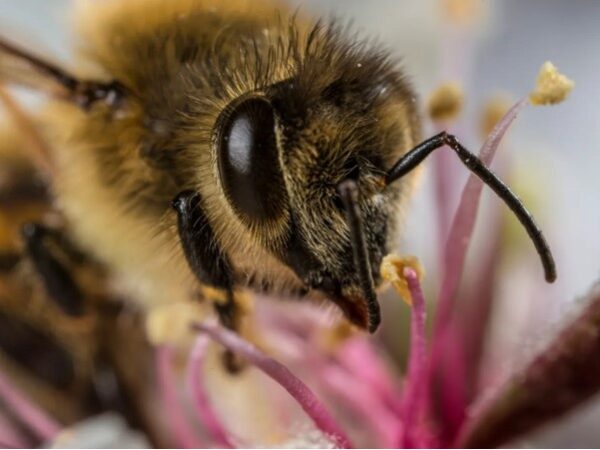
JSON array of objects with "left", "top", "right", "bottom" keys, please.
[{"left": 0, "top": 0, "right": 599, "bottom": 447}]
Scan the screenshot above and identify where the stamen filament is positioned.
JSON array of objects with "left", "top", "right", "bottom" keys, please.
[{"left": 194, "top": 321, "right": 354, "bottom": 449}]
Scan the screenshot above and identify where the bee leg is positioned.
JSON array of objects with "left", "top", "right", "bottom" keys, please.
[
  {"left": 172, "top": 191, "right": 244, "bottom": 372},
  {"left": 20, "top": 223, "right": 85, "bottom": 317},
  {"left": 211, "top": 290, "right": 246, "bottom": 373}
]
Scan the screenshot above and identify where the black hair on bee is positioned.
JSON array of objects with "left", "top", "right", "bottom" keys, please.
[{"left": 0, "top": 0, "right": 555, "bottom": 344}]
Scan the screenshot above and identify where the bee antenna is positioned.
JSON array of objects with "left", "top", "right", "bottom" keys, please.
[
  {"left": 386, "top": 131, "right": 556, "bottom": 283},
  {"left": 0, "top": 38, "right": 125, "bottom": 109},
  {"left": 337, "top": 179, "right": 381, "bottom": 332}
]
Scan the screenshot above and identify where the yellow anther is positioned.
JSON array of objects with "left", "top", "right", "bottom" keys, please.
[
  {"left": 380, "top": 254, "right": 424, "bottom": 305},
  {"left": 427, "top": 82, "right": 464, "bottom": 122},
  {"left": 146, "top": 301, "right": 204, "bottom": 346},
  {"left": 529, "top": 61, "right": 574, "bottom": 106}
]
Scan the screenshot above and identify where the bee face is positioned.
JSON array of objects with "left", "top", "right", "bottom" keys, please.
[{"left": 214, "top": 36, "right": 421, "bottom": 328}]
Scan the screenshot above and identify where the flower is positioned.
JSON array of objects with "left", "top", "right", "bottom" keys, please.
[
  {"left": 0, "top": 3, "right": 593, "bottom": 448},
  {"left": 151, "top": 63, "right": 589, "bottom": 449},
  {"left": 0, "top": 41, "right": 587, "bottom": 450}
]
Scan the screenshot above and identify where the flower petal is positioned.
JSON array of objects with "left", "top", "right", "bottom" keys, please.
[{"left": 457, "top": 282, "right": 600, "bottom": 448}]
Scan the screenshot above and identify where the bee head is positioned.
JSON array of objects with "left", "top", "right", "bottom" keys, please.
[{"left": 214, "top": 37, "right": 421, "bottom": 332}]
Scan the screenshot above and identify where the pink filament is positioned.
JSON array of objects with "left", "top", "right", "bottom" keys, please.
[
  {"left": 433, "top": 137, "right": 458, "bottom": 262},
  {"left": 156, "top": 345, "right": 204, "bottom": 449},
  {"left": 0, "top": 367, "right": 61, "bottom": 442},
  {"left": 434, "top": 97, "right": 530, "bottom": 334},
  {"left": 400, "top": 267, "right": 429, "bottom": 448},
  {"left": 434, "top": 324, "right": 470, "bottom": 437},
  {"left": 427, "top": 97, "right": 530, "bottom": 441},
  {"left": 194, "top": 322, "right": 354, "bottom": 449},
  {"left": 319, "top": 363, "right": 400, "bottom": 448},
  {"left": 186, "top": 335, "right": 235, "bottom": 448}
]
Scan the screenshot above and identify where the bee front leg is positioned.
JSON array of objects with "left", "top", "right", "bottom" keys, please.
[
  {"left": 20, "top": 222, "right": 85, "bottom": 317},
  {"left": 172, "top": 191, "right": 244, "bottom": 371}
]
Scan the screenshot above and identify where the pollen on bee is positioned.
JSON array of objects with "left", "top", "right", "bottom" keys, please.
[
  {"left": 146, "top": 301, "right": 204, "bottom": 345},
  {"left": 201, "top": 286, "right": 253, "bottom": 316},
  {"left": 529, "top": 61, "right": 574, "bottom": 106},
  {"left": 380, "top": 254, "right": 424, "bottom": 306},
  {"left": 426, "top": 82, "right": 464, "bottom": 122},
  {"left": 201, "top": 286, "right": 229, "bottom": 305}
]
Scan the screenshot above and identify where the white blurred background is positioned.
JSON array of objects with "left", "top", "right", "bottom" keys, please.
[{"left": 1, "top": 0, "right": 599, "bottom": 446}]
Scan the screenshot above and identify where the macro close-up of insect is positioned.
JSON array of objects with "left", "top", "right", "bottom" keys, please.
[{"left": 0, "top": 0, "right": 598, "bottom": 449}]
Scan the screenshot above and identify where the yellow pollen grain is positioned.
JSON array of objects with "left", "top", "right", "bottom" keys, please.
[
  {"left": 480, "top": 94, "right": 513, "bottom": 138},
  {"left": 441, "top": 0, "right": 483, "bottom": 26},
  {"left": 427, "top": 82, "right": 464, "bottom": 122},
  {"left": 318, "top": 320, "right": 357, "bottom": 352},
  {"left": 529, "top": 61, "right": 574, "bottom": 106},
  {"left": 233, "top": 290, "right": 254, "bottom": 315},
  {"left": 201, "top": 285, "right": 229, "bottom": 305},
  {"left": 380, "top": 254, "right": 424, "bottom": 305},
  {"left": 145, "top": 301, "right": 203, "bottom": 346}
]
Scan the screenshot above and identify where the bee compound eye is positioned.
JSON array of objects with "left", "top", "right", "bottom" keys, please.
[{"left": 216, "top": 96, "right": 286, "bottom": 223}]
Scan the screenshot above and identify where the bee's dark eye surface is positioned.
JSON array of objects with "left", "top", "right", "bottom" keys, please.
[{"left": 217, "top": 97, "right": 285, "bottom": 222}]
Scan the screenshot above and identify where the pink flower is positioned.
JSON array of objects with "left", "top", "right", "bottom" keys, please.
[
  {"left": 153, "top": 95, "right": 600, "bottom": 449},
  {"left": 0, "top": 8, "right": 591, "bottom": 448}
]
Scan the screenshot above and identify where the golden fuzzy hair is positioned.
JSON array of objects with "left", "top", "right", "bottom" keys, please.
[{"left": 11, "top": 0, "right": 421, "bottom": 320}]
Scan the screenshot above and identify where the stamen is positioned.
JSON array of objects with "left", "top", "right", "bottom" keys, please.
[
  {"left": 0, "top": 366, "right": 61, "bottom": 442},
  {"left": 386, "top": 131, "right": 556, "bottom": 283},
  {"left": 0, "top": 412, "right": 28, "bottom": 448},
  {"left": 155, "top": 345, "right": 204, "bottom": 449},
  {"left": 529, "top": 61, "right": 574, "bottom": 106},
  {"left": 381, "top": 254, "right": 425, "bottom": 305},
  {"left": 186, "top": 335, "right": 235, "bottom": 448},
  {"left": 435, "top": 97, "right": 532, "bottom": 337},
  {"left": 401, "top": 267, "right": 429, "bottom": 448},
  {"left": 427, "top": 82, "right": 464, "bottom": 122},
  {"left": 193, "top": 321, "right": 354, "bottom": 449}
]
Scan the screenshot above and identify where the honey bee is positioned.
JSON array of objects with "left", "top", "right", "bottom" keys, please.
[{"left": 0, "top": 0, "right": 555, "bottom": 441}]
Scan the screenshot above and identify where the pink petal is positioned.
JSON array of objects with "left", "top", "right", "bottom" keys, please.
[
  {"left": 457, "top": 282, "right": 600, "bottom": 448},
  {"left": 319, "top": 364, "right": 401, "bottom": 448},
  {"left": 156, "top": 345, "right": 204, "bottom": 449},
  {"left": 194, "top": 322, "right": 354, "bottom": 449},
  {"left": 0, "top": 366, "right": 61, "bottom": 441},
  {"left": 336, "top": 338, "right": 403, "bottom": 414},
  {"left": 186, "top": 335, "right": 235, "bottom": 448}
]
